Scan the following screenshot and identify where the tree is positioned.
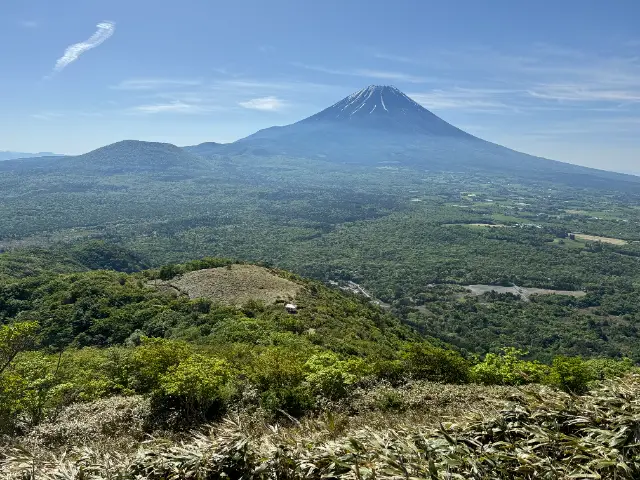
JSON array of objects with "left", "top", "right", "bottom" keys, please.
[
  {"left": 304, "top": 352, "right": 367, "bottom": 400},
  {"left": 402, "top": 343, "right": 470, "bottom": 383},
  {"left": 129, "top": 337, "right": 191, "bottom": 392},
  {"left": 159, "top": 354, "right": 231, "bottom": 418},
  {"left": 549, "top": 356, "right": 594, "bottom": 394},
  {"left": 0, "top": 321, "right": 39, "bottom": 374},
  {"left": 471, "top": 348, "right": 548, "bottom": 386}
]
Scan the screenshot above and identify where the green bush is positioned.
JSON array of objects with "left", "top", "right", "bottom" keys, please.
[
  {"left": 471, "top": 348, "right": 548, "bottom": 386},
  {"left": 303, "top": 352, "right": 368, "bottom": 400},
  {"left": 158, "top": 354, "right": 232, "bottom": 419},
  {"left": 158, "top": 264, "right": 181, "bottom": 280},
  {"left": 260, "top": 385, "right": 314, "bottom": 417},
  {"left": 129, "top": 337, "right": 191, "bottom": 392},
  {"left": 402, "top": 343, "right": 470, "bottom": 383},
  {"left": 0, "top": 321, "right": 39, "bottom": 374},
  {"left": 548, "top": 356, "right": 595, "bottom": 394},
  {"left": 585, "top": 357, "right": 636, "bottom": 380},
  {"left": 248, "top": 348, "right": 315, "bottom": 416},
  {"left": 0, "top": 351, "right": 74, "bottom": 434},
  {"left": 59, "top": 347, "right": 133, "bottom": 401},
  {"left": 370, "top": 358, "right": 405, "bottom": 384}
]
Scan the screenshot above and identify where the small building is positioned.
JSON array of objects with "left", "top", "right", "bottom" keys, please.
[{"left": 285, "top": 303, "right": 297, "bottom": 314}]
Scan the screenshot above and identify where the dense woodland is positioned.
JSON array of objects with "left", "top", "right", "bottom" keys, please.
[{"left": 1, "top": 153, "right": 639, "bottom": 362}]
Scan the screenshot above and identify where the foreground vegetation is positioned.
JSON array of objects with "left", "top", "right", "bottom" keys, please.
[
  {"left": 0, "top": 249, "right": 638, "bottom": 479},
  {"left": 3, "top": 375, "right": 640, "bottom": 479}
]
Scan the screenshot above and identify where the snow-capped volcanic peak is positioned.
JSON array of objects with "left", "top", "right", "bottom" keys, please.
[
  {"left": 299, "top": 85, "right": 470, "bottom": 137},
  {"left": 327, "top": 85, "right": 423, "bottom": 119}
]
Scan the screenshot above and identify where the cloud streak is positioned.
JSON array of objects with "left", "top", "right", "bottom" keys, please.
[
  {"left": 292, "top": 62, "right": 430, "bottom": 83},
  {"left": 129, "top": 101, "right": 219, "bottom": 115},
  {"left": 112, "top": 78, "right": 202, "bottom": 90},
  {"left": 239, "top": 96, "right": 285, "bottom": 111},
  {"left": 409, "top": 88, "right": 515, "bottom": 111},
  {"left": 51, "top": 21, "right": 115, "bottom": 75}
]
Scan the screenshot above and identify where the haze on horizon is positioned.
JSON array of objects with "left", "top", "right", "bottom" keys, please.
[{"left": 1, "top": 0, "right": 639, "bottom": 174}]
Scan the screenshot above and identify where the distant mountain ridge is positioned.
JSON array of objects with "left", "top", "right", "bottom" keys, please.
[
  {"left": 0, "top": 140, "right": 207, "bottom": 176},
  {"left": 193, "top": 85, "right": 637, "bottom": 189},
  {"left": 3, "top": 86, "right": 639, "bottom": 190},
  {"left": 0, "top": 151, "right": 63, "bottom": 161}
]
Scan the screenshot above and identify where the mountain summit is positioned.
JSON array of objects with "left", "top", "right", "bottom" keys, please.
[
  {"left": 301, "top": 85, "right": 470, "bottom": 137},
  {"left": 199, "top": 85, "right": 638, "bottom": 188}
]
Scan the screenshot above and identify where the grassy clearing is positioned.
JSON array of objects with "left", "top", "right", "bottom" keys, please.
[
  {"left": 464, "top": 284, "right": 586, "bottom": 299},
  {"left": 572, "top": 233, "right": 628, "bottom": 245},
  {"left": 491, "top": 213, "right": 526, "bottom": 223},
  {"left": 552, "top": 237, "right": 586, "bottom": 249},
  {"left": 468, "top": 223, "right": 509, "bottom": 228},
  {"left": 442, "top": 223, "right": 509, "bottom": 229},
  {"left": 565, "top": 209, "right": 623, "bottom": 220},
  {"left": 161, "top": 264, "right": 301, "bottom": 305}
]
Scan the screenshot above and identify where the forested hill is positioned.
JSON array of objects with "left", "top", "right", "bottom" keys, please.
[
  {"left": 0, "top": 248, "right": 423, "bottom": 355},
  {"left": 0, "top": 240, "right": 147, "bottom": 282}
]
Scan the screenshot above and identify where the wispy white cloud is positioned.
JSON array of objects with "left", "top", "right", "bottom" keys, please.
[
  {"left": 111, "top": 74, "right": 334, "bottom": 116},
  {"left": 373, "top": 52, "right": 420, "bottom": 64},
  {"left": 527, "top": 84, "right": 640, "bottom": 102},
  {"left": 112, "top": 78, "right": 202, "bottom": 90},
  {"left": 50, "top": 21, "right": 115, "bottom": 75},
  {"left": 292, "top": 62, "right": 430, "bottom": 83},
  {"left": 129, "top": 101, "right": 213, "bottom": 114},
  {"left": 31, "top": 110, "right": 105, "bottom": 120},
  {"left": 370, "top": 43, "right": 640, "bottom": 115},
  {"left": 409, "top": 88, "right": 516, "bottom": 111},
  {"left": 31, "top": 112, "right": 64, "bottom": 120},
  {"left": 20, "top": 20, "right": 39, "bottom": 28},
  {"left": 239, "top": 96, "right": 286, "bottom": 111}
]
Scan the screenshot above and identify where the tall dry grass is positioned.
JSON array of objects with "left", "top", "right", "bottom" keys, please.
[{"left": 2, "top": 376, "right": 639, "bottom": 479}]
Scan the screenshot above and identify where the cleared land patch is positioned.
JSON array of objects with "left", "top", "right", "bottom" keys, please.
[
  {"left": 469, "top": 223, "right": 509, "bottom": 228},
  {"left": 154, "top": 265, "right": 301, "bottom": 305},
  {"left": 571, "top": 233, "right": 628, "bottom": 245},
  {"left": 443, "top": 223, "right": 509, "bottom": 228},
  {"left": 464, "top": 284, "right": 586, "bottom": 300}
]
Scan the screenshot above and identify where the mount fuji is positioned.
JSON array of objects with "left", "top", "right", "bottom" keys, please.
[
  {"left": 2, "top": 86, "right": 637, "bottom": 190},
  {"left": 187, "top": 85, "right": 639, "bottom": 188}
]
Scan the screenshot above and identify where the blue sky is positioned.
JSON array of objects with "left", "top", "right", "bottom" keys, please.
[{"left": 1, "top": 0, "right": 639, "bottom": 173}]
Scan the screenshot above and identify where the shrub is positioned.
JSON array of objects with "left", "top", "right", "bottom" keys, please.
[
  {"left": 370, "top": 358, "right": 405, "bottom": 384},
  {"left": 158, "top": 264, "right": 181, "bottom": 280},
  {"left": 60, "top": 347, "right": 134, "bottom": 401},
  {"left": 249, "top": 348, "right": 312, "bottom": 416},
  {"left": 129, "top": 337, "right": 191, "bottom": 392},
  {"left": 402, "top": 343, "right": 470, "bottom": 383},
  {"left": 157, "top": 354, "right": 232, "bottom": 419},
  {"left": 585, "top": 357, "right": 636, "bottom": 380},
  {"left": 303, "top": 352, "right": 368, "bottom": 400},
  {"left": 0, "top": 351, "right": 74, "bottom": 434},
  {"left": 373, "top": 388, "right": 405, "bottom": 411},
  {"left": 25, "top": 395, "right": 151, "bottom": 449},
  {"left": 548, "top": 356, "right": 595, "bottom": 394},
  {"left": 0, "top": 321, "right": 39, "bottom": 374},
  {"left": 0, "top": 370, "right": 29, "bottom": 434},
  {"left": 471, "top": 348, "right": 548, "bottom": 386}
]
